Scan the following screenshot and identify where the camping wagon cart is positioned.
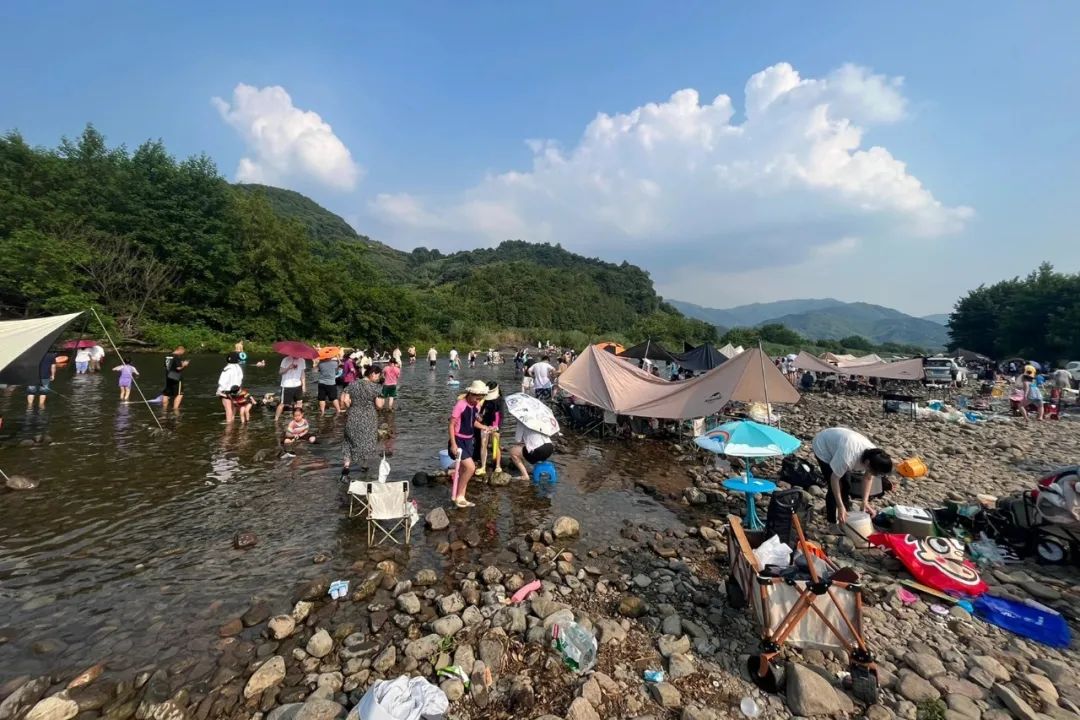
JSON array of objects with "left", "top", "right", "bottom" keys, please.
[{"left": 724, "top": 514, "right": 879, "bottom": 703}]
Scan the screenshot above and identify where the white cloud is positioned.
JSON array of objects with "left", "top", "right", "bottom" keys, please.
[
  {"left": 213, "top": 84, "right": 361, "bottom": 191},
  {"left": 371, "top": 62, "right": 972, "bottom": 277}
]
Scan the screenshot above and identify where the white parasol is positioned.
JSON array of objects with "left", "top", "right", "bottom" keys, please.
[{"left": 505, "top": 393, "right": 560, "bottom": 436}]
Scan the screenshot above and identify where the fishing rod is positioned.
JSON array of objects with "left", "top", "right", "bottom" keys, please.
[{"left": 89, "top": 307, "right": 164, "bottom": 432}]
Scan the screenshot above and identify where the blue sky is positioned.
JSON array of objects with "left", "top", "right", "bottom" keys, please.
[{"left": 3, "top": 2, "right": 1078, "bottom": 315}]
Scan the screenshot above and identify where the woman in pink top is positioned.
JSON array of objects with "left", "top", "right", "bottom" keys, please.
[{"left": 381, "top": 357, "right": 402, "bottom": 410}]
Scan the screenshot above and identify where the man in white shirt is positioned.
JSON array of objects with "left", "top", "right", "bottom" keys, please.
[
  {"left": 427, "top": 347, "right": 438, "bottom": 370},
  {"left": 528, "top": 355, "right": 556, "bottom": 400},
  {"left": 276, "top": 355, "right": 307, "bottom": 420},
  {"left": 88, "top": 344, "right": 105, "bottom": 372},
  {"left": 811, "top": 427, "right": 893, "bottom": 525}
]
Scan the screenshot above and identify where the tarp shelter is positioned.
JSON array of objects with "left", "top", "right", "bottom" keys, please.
[
  {"left": 559, "top": 345, "right": 800, "bottom": 420},
  {"left": 594, "top": 341, "right": 625, "bottom": 355},
  {"left": 792, "top": 351, "right": 844, "bottom": 375},
  {"left": 0, "top": 312, "right": 82, "bottom": 386},
  {"left": 618, "top": 340, "right": 679, "bottom": 363},
  {"left": 675, "top": 343, "right": 728, "bottom": 372},
  {"left": 718, "top": 343, "right": 738, "bottom": 359},
  {"left": 835, "top": 353, "right": 884, "bottom": 367},
  {"left": 956, "top": 348, "right": 992, "bottom": 364},
  {"left": 791, "top": 351, "right": 925, "bottom": 380},
  {"left": 822, "top": 352, "right": 857, "bottom": 364}
]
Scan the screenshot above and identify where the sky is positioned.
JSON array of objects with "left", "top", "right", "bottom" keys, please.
[{"left": 2, "top": 2, "right": 1078, "bottom": 316}]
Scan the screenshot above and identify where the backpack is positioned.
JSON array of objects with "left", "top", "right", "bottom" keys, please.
[{"left": 780, "top": 456, "right": 822, "bottom": 490}]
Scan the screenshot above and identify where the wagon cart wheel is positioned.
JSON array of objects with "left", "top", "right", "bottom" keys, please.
[
  {"left": 746, "top": 654, "right": 783, "bottom": 693},
  {"left": 725, "top": 574, "right": 747, "bottom": 609},
  {"left": 1035, "top": 536, "right": 1069, "bottom": 565},
  {"left": 850, "top": 664, "right": 879, "bottom": 704}
]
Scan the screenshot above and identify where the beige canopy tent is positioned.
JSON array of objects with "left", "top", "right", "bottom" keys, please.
[
  {"left": 792, "top": 351, "right": 924, "bottom": 381},
  {"left": 559, "top": 344, "right": 800, "bottom": 420},
  {"left": 0, "top": 312, "right": 82, "bottom": 385},
  {"left": 718, "top": 343, "right": 738, "bottom": 359}
]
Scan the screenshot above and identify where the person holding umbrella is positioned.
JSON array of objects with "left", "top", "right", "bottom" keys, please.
[
  {"left": 503, "top": 392, "right": 560, "bottom": 482},
  {"left": 448, "top": 380, "right": 490, "bottom": 508},
  {"left": 276, "top": 357, "right": 307, "bottom": 420}
]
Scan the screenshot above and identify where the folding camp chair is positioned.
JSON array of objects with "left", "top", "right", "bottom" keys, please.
[
  {"left": 366, "top": 481, "right": 412, "bottom": 545},
  {"left": 347, "top": 479, "right": 370, "bottom": 518}
]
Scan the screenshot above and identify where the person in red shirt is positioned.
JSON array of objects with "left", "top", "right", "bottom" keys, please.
[{"left": 382, "top": 357, "right": 402, "bottom": 410}]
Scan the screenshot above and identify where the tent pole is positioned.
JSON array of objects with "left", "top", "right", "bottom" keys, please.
[
  {"left": 758, "top": 341, "right": 773, "bottom": 427},
  {"left": 0, "top": 465, "right": 10, "bottom": 482},
  {"left": 89, "top": 307, "right": 164, "bottom": 431}
]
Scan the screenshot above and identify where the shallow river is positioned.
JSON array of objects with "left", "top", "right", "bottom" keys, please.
[{"left": 0, "top": 354, "right": 690, "bottom": 682}]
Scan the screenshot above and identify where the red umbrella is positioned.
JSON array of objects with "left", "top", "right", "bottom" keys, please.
[
  {"left": 272, "top": 341, "right": 319, "bottom": 360},
  {"left": 59, "top": 339, "right": 99, "bottom": 350}
]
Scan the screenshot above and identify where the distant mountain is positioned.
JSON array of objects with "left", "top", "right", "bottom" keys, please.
[
  {"left": 668, "top": 298, "right": 846, "bottom": 328},
  {"left": 671, "top": 298, "right": 949, "bottom": 349},
  {"left": 921, "top": 313, "right": 950, "bottom": 325}
]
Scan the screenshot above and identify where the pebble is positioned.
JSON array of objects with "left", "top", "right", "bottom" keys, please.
[
  {"left": 553, "top": 516, "right": 580, "bottom": 538},
  {"left": 565, "top": 697, "right": 600, "bottom": 720},
  {"left": 648, "top": 682, "right": 682, "bottom": 709}
]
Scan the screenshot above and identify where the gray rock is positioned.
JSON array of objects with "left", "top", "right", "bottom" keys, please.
[
  {"left": 425, "top": 508, "right": 449, "bottom": 531},
  {"left": 992, "top": 684, "right": 1039, "bottom": 720},
  {"left": 684, "top": 487, "right": 707, "bottom": 505},
  {"left": 661, "top": 615, "right": 682, "bottom": 637},
  {"left": 24, "top": 694, "right": 78, "bottom": 720},
  {"left": 294, "top": 699, "right": 343, "bottom": 720},
  {"left": 372, "top": 645, "right": 396, "bottom": 674},
  {"left": 648, "top": 682, "right": 682, "bottom": 709},
  {"left": 461, "top": 606, "right": 484, "bottom": 626},
  {"left": 396, "top": 593, "right": 421, "bottom": 615},
  {"left": 0, "top": 676, "right": 50, "bottom": 720},
  {"left": 657, "top": 635, "right": 691, "bottom": 658},
  {"left": 617, "top": 595, "right": 646, "bottom": 618},
  {"left": 667, "top": 654, "right": 695, "bottom": 680},
  {"left": 580, "top": 677, "right": 601, "bottom": 707},
  {"left": 905, "top": 652, "right": 946, "bottom": 678},
  {"left": 565, "top": 697, "right": 600, "bottom": 720},
  {"left": 971, "top": 655, "right": 1010, "bottom": 683},
  {"left": 785, "top": 663, "right": 842, "bottom": 717},
  {"left": 266, "top": 704, "right": 302, "bottom": 720},
  {"left": 433, "top": 615, "right": 463, "bottom": 637},
  {"left": 897, "top": 670, "right": 940, "bottom": 703},
  {"left": 268, "top": 615, "right": 296, "bottom": 640},
  {"left": 481, "top": 566, "right": 504, "bottom": 585},
  {"left": 945, "top": 693, "right": 980, "bottom": 719},
  {"left": 437, "top": 592, "right": 465, "bottom": 616},
  {"left": 292, "top": 601, "right": 313, "bottom": 623},
  {"left": 681, "top": 705, "right": 721, "bottom": 720},
  {"left": 439, "top": 679, "right": 464, "bottom": 703},
  {"left": 306, "top": 629, "right": 333, "bottom": 658},
  {"left": 633, "top": 574, "right": 652, "bottom": 588},
  {"left": 404, "top": 634, "right": 441, "bottom": 661},
  {"left": 595, "top": 619, "right": 626, "bottom": 645},
  {"left": 5, "top": 476, "right": 37, "bottom": 490},
  {"left": 553, "top": 516, "right": 580, "bottom": 539},
  {"left": 415, "top": 568, "right": 438, "bottom": 586},
  {"left": 244, "top": 656, "right": 286, "bottom": 698},
  {"left": 479, "top": 629, "right": 507, "bottom": 670}
]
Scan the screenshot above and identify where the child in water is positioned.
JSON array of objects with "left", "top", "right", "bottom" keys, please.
[
  {"left": 281, "top": 405, "right": 317, "bottom": 457},
  {"left": 229, "top": 386, "right": 254, "bottom": 424},
  {"left": 112, "top": 361, "right": 139, "bottom": 400},
  {"left": 447, "top": 373, "right": 460, "bottom": 386}
]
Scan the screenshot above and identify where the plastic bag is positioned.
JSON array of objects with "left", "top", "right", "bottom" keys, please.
[
  {"left": 378, "top": 455, "right": 391, "bottom": 484},
  {"left": 752, "top": 534, "right": 792, "bottom": 568},
  {"left": 350, "top": 675, "right": 448, "bottom": 720}
]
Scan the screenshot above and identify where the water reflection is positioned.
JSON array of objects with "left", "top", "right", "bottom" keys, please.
[{"left": 0, "top": 354, "right": 687, "bottom": 682}]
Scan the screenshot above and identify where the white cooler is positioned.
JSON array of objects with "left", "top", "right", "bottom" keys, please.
[{"left": 893, "top": 505, "right": 935, "bottom": 537}]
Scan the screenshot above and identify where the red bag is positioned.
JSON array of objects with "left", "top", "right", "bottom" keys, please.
[{"left": 869, "top": 533, "right": 988, "bottom": 597}]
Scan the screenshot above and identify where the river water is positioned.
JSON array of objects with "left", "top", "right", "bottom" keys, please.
[{"left": 0, "top": 354, "right": 690, "bottom": 683}]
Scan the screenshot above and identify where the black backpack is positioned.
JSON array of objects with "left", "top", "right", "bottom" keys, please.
[
  {"left": 780, "top": 456, "right": 823, "bottom": 490},
  {"left": 766, "top": 489, "right": 812, "bottom": 546}
]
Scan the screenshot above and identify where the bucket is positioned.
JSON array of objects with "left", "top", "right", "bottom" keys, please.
[
  {"left": 438, "top": 449, "right": 454, "bottom": 470},
  {"left": 897, "top": 457, "right": 928, "bottom": 478},
  {"left": 844, "top": 512, "right": 873, "bottom": 549}
]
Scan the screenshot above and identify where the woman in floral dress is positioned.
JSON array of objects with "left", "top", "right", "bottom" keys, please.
[{"left": 341, "top": 365, "right": 384, "bottom": 480}]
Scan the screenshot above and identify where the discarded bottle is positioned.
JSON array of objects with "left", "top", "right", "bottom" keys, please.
[
  {"left": 551, "top": 620, "right": 597, "bottom": 673},
  {"left": 740, "top": 696, "right": 761, "bottom": 718},
  {"left": 643, "top": 669, "right": 665, "bottom": 683}
]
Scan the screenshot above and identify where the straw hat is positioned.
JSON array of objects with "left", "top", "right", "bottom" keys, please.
[{"left": 465, "top": 380, "right": 489, "bottom": 396}]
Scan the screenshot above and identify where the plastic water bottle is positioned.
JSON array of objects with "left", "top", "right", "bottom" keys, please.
[
  {"left": 740, "top": 696, "right": 761, "bottom": 718},
  {"left": 551, "top": 621, "right": 597, "bottom": 673}
]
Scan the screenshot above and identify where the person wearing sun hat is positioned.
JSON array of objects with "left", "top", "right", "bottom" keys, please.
[
  {"left": 473, "top": 381, "right": 504, "bottom": 477},
  {"left": 448, "top": 380, "right": 489, "bottom": 507}
]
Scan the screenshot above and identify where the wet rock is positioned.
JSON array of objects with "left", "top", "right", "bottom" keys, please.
[
  {"left": 218, "top": 619, "right": 242, "bottom": 638},
  {"left": 648, "top": 682, "right": 682, "bottom": 709},
  {"left": 67, "top": 683, "right": 115, "bottom": 713},
  {"left": 897, "top": 670, "right": 940, "bottom": 702},
  {"left": 785, "top": 663, "right": 841, "bottom": 717},
  {"left": 425, "top": 508, "right": 449, "bottom": 531},
  {"left": 312, "top": 553, "right": 330, "bottom": 565},
  {"left": 565, "top": 697, "right": 600, "bottom": 720},
  {"left": 0, "top": 676, "right": 50, "bottom": 720},
  {"left": 66, "top": 665, "right": 105, "bottom": 691},
  {"left": 617, "top": 595, "right": 646, "bottom": 618},
  {"left": 667, "top": 654, "right": 695, "bottom": 680},
  {"left": 293, "top": 577, "right": 331, "bottom": 603},
  {"left": 404, "top": 635, "right": 440, "bottom": 661},
  {"left": 372, "top": 646, "right": 396, "bottom": 674},
  {"left": 25, "top": 694, "right": 79, "bottom": 720},
  {"left": 396, "top": 593, "right": 421, "bottom": 615},
  {"left": 306, "top": 630, "right": 333, "bottom": 659},
  {"left": 268, "top": 615, "right": 296, "bottom": 640},
  {"left": 5, "top": 476, "right": 38, "bottom": 491},
  {"left": 414, "top": 569, "right": 438, "bottom": 586},
  {"left": 244, "top": 656, "right": 285, "bottom": 699},
  {"left": 242, "top": 601, "right": 272, "bottom": 627},
  {"left": 232, "top": 531, "right": 257, "bottom": 549},
  {"left": 292, "top": 601, "right": 313, "bottom": 623},
  {"left": 553, "top": 516, "right": 580, "bottom": 539},
  {"left": 351, "top": 572, "right": 383, "bottom": 602}
]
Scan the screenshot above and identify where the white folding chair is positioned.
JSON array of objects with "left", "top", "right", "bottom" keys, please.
[
  {"left": 366, "top": 481, "right": 412, "bottom": 545},
  {"left": 347, "top": 479, "right": 370, "bottom": 518}
]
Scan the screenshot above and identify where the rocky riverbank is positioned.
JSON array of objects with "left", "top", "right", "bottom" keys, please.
[{"left": 2, "top": 394, "right": 1078, "bottom": 720}]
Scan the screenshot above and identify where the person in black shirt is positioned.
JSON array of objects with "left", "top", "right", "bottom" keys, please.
[
  {"left": 161, "top": 346, "right": 189, "bottom": 410},
  {"left": 27, "top": 352, "right": 58, "bottom": 410}
]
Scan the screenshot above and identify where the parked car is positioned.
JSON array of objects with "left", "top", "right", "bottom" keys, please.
[
  {"left": 1066, "top": 361, "right": 1080, "bottom": 385},
  {"left": 924, "top": 356, "right": 966, "bottom": 386}
]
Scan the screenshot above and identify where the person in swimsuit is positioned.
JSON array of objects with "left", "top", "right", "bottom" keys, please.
[
  {"left": 407, "top": 346, "right": 417, "bottom": 365},
  {"left": 382, "top": 357, "right": 401, "bottom": 410},
  {"left": 113, "top": 361, "right": 140, "bottom": 401},
  {"left": 229, "top": 387, "right": 254, "bottom": 423},
  {"left": 282, "top": 406, "right": 316, "bottom": 457},
  {"left": 448, "top": 380, "right": 488, "bottom": 508},
  {"left": 473, "top": 381, "right": 503, "bottom": 476}
]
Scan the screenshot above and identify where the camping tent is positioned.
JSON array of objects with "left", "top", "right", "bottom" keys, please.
[
  {"left": 835, "top": 353, "right": 884, "bottom": 367},
  {"left": 956, "top": 348, "right": 992, "bottom": 364},
  {"left": 717, "top": 343, "right": 738, "bottom": 359},
  {"left": 0, "top": 312, "right": 82, "bottom": 386},
  {"left": 559, "top": 345, "right": 800, "bottom": 419},
  {"left": 792, "top": 351, "right": 843, "bottom": 375},
  {"left": 791, "top": 350, "right": 924, "bottom": 381},
  {"left": 594, "top": 341, "right": 625, "bottom": 355},
  {"left": 674, "top": 343, "right": 728, "bottom": 372},
  {"left": 618, "top": 339, "right": 679, "bottom": 363}
]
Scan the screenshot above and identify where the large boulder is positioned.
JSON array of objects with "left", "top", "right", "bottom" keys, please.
[
  {"left": 425, "top": 508, "right": 449, "bottom": 531},
  {"left": 306, "top": 630, "right": 333, "bottom": 658},
  {"left": 785, "top": 663, "right": 842, "bottom": 717},
  {"left": 24, "top": 694, "right": 78, "bottom": 720},
  {"left": 552, "top": 516, "right": 580, "bottom": 539},
  {"left": 243, "top": 656, "right": 286, "bottom": 699}
]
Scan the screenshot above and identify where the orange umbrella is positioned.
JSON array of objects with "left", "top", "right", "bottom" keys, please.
[{"left": 317, "top": 346, "right": 342, "bottom": 361}]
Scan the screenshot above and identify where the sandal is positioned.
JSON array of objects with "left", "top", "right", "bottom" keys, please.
[{"left": 454, "top": 498, "right": 469, "bottom": 508}]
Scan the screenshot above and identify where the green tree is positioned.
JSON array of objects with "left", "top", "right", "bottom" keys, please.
[
  {"left": 758, "top": 323, "right": 804, "bottom": 346},
  {"left": 839, "top": 334, "right": 873, "bottom": 351}
]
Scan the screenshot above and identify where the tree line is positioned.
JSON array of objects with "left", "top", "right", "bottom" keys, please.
[
  {"left": 0, "top": 126, "right": 717, "bottom": 351},
  {"left": 948, "top": 263, "right": 1080, "bottom": 362}
]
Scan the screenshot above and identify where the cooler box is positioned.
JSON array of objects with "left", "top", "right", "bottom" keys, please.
[{"left": 893, "top": 505, "right": 935, "bottom": 537}]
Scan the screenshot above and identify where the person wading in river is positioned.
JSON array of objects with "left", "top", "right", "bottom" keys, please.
[
  {"left": 341, "top": 365, "right": 385, "bottom": 481},
  {"left": 276, "top": 354, "right": 306, "bottom": 421},
  {"left": 161, "top": 346, "right": 189, "bottom": 411},
  {"left": 448, "top": 380, "right": 488, "bottom": 508}
]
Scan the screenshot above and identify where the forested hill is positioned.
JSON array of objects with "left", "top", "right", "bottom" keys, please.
[{"left": 0, "top": 126, "right": 715, "bottom": 350}]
